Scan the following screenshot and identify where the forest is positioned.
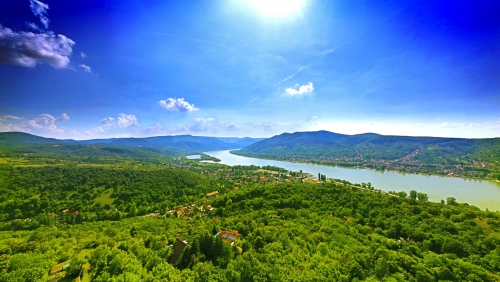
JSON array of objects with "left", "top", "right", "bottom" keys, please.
[
  {"left": 0, "top": 142, "right": 499, "bottom": 281},
  {"left": 235, "top": 131, "right": 500, "bottom": 180}
]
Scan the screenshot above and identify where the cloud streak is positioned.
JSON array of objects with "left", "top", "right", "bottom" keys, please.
[
  {"left": 275, "top": 8, "right": 406, "bottom": 86},
  {"left": 79, "top": 64, "right": 92, "bottom": 73},
  {"left": 30, "top": 0, "right": 50, "bottom": 29}
]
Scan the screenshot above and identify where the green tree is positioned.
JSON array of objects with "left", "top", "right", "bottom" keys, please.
[
  {"left": 416, "top": 192, "right": 429, "bottom": 202},
  {"left": 446, "top": 197, "right": 457, "bottom": 205},
  {"left": 409, "top": 190, "right": 417, "bottom": 200}
]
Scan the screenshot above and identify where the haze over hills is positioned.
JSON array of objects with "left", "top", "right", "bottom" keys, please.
[{"left": 0, "top": 132, "right": 264, "bottom": 155}]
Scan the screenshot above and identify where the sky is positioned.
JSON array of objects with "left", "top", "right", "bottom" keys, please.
[{"left": 0, "top": 0, "right": 499, "bottom": 139}]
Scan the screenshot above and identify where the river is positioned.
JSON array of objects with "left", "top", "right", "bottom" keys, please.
[{"left": 204, "top": 150, "right": 500, "bottom": 211}]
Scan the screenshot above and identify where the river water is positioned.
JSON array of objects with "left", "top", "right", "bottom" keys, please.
[{"left": 204, "top": 150, "right": 500, "bottom": 211}]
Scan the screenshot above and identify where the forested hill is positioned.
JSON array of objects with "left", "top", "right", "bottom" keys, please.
[
  {"left": 0, "top": 132, "right": 263, "bottom": 155},
  {"left": 234, "top": 131, "right": 500, "bottom": 179}
]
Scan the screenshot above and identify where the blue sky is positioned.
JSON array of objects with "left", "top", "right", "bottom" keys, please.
[{"left": 0, "top": 0, "right": 499, "bottom": 139}]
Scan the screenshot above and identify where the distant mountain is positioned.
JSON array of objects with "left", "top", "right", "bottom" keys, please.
[
  {"left": 0, "top": 132, "right": 63, "bottom": 145},
  {"left": 0, "top": 132, "right": 263, "bottom": 155},
  {"left": 234, "top": 130, "right": 500, "bottom": 167}
]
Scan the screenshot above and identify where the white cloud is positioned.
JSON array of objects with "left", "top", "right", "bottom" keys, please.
[
  {"left": 80, "top": 52, "right": 87, "bottom": 58},
  {"left": 225, "top": 123, "right": 246, "bottom": 131},
  {"left": 79, "top": 64, "right": 92, "bottom": 73},
  {"left": 436, "top": 122, "right": 482, "bottom": 129},
  {"left": 141, "top": 123, "right": 163, "bottom": 135},
  {"left": 285, "top": 82, "right": 314, "bottom": 95},
  {"left": 251, "top": 122, "right": 281, "bottom": 132},
  {"left": 0, "top": 27, "right": 75, "bottom": 68},
  {"left": 116, "top": 114, "right": 139, "bottom": 128},
  {"left": 0, "top": 113, "right": 67, "bottom": 134},
  {"left": 59, "top": 113, "right": 70, "bottom": 121},
  {"left": 0, "top": 115, "right": 22, "bottom": 122},
  {"left": 30, "top": 0, "right": 50, "bottom": 29},
  {"left": 24, "top": 113, "right": 64, "bottom": 133},
  {"left": 158, "top": 98, "right": 199, "bottom": 112},
  {"left": 0, "top": 124, "right": 27, "bottom": 133},
  {"left": 100, "top": 117, "right": 114, "bottom": 126},
  {"left": 95, "top": 126, "right": 106, "bottom": 133},
  {"left": 99, "top": 114, "right": 139, "bottom": 130},
  {"left": 437, "top": 122, "right": 457, "bottom": 128},
  {"left": 0, "top": 1, "right": 75, "bottom": 69},
  {"left": 189, "top": 118, "right": 214, "bottom": 132}
]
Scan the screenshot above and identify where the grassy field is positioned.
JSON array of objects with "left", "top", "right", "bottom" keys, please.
[{"left": 93, "top": 188, "right": 115, "bottom": 206}]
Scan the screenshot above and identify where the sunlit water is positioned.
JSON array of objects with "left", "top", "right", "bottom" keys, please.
[
  {"left": 186, "top": 155, "right": 201, "bottom": 159},
  {"left": 205, "top": 150, "right": 500, "bottom": 211}
]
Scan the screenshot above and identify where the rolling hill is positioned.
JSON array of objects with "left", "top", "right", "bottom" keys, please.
[
  {"left": 234, "top": 131, "right": 500, "bottom": 179},
  {"left": 0, "top": 132, "right": 264, "bottom": 156}
]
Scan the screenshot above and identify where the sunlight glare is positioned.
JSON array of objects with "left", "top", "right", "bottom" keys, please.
[{"left": 246, "top": 0, "right": 306, "bottom": 18}]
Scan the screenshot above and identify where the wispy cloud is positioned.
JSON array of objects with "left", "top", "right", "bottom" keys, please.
[
  {"left": 437, "top": 122, "right": 483, "bottom": 129},
  {"left": 80, "top": 52, "right": 87, "bottom": 58},
  {"left": 158, "top": 98, "right": 199, "bottom": 112},
  {"left": 30, "top": 0, "right": 50, "bottom": 29},
  {"left": 154, "top": 32, "right": 281, "bottom": 75},
  {"left": 0, "top": 115, "right": 22, "bottom": 122},
  {"left": 25, "top": 22, "right": 41, "bottom": 32},
  {"left": 275, "top": 8, "right": 406, "bottom": 87},
  {"left": 285, "top": 82, "right": 314, "bottom": 95},
  {"left": 275, "top": 64, "right": 312, "bottom": 86},
  {"left": 79, "top": 64, "right": 92, "bottom": 73},
  {"left": 153, "top": 32, "right": 234, "bottom": 49}
]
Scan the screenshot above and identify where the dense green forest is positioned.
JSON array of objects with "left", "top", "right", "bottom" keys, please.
[
  {"left": 234, "top": 131, "right": 500, "bottom": 180},
  {"left": 0, "top": 141, "right": 499, "bottom": 281}
]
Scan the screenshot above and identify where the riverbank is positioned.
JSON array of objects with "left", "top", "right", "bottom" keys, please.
[
  {"left": 230, "top": 150, "right": 497, "bottom": 183},
  {"left": 201, "top": 149, "right": 500, "bottom": 211}
]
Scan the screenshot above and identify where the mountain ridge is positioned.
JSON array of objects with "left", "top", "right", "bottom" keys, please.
[{"left": 0, "top": 132, "right": 264, "bottom": 155}]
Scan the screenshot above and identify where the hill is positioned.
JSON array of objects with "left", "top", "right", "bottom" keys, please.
[
  {"left": 234, "top": 131, "right": 500, "bottom": 179},
  {"left": 0, "top": 132, "right": 263, "bottom": 155},
  {"left": 0, "top": 141, "right": 499, "bottom": 281}
]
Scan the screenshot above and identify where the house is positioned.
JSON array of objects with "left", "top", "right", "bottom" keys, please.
[
  {"left": 169, "top": 238, "right": 188, "bottom": 265},
  {"left": 206, "top": 191, "right": 219, "bottom": 198},
  {"left": 214, "top": 231, "right": 241, "bottom": 245},
  {"left": 199, "top": 205, "right": 214, "bottom": 212},
  {"left": 176, "top": 210, "right": 184, "bottom": 217}
]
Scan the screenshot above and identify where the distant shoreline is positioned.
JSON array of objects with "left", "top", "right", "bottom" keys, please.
[{"left": 229, "top": 150, "right": 497, "bottom": 183}]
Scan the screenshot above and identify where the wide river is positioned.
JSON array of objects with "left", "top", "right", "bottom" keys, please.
[{"left": 204, "top": 150, "right": 500, "bottom": 211}]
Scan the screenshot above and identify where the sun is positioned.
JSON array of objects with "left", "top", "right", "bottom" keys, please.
[{"left": 245, "top": 0, "right": 306, "bottom": 18}]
